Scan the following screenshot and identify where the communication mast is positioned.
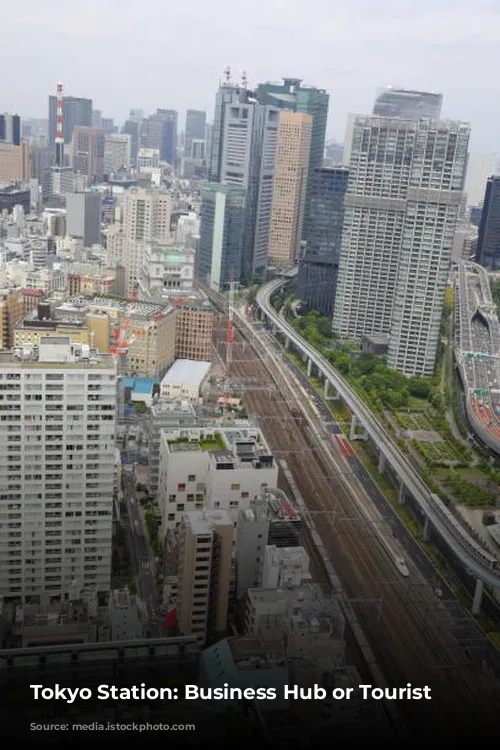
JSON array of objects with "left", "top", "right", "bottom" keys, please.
[
  {"left": 222, "top": 66, "right": 231, "bottom": 87},
  {"left": 55, "top": 82, "right": 64, "bottom": 168},
  {"left": 241, "top": 71, "right": 248, "bottom": 89}
]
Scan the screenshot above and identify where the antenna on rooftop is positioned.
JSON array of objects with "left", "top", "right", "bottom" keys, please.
[
  {"left": 223, "top": 65, "right": 231, "bottom": 87},
  {"left": 241, "top": 71, "right": 248, "bottom": 89}
]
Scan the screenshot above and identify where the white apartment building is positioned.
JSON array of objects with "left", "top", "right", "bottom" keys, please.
[
  {"left": 333, "top": 116, "right": 470, "bottom": 376},
  {"left": 137, "top": 148, "right": 160, "bottom": 170},
  {"left": 140, "top": 242, "right": 195, "bottom": 296},
  {"left": 104, "top": 133, "right": 131, "bottom": 174},
  {"left": 157, "top": 426, "right": 278, "bottom": 532},
  {"left": 0, "top": 337, "right": 117, "bottom": 602},
  {"left": 260, "top": 545, "right": 312, "bottom": 589},
  {"left": 121, "top": 187, "right": 172, "bottom": 294}
]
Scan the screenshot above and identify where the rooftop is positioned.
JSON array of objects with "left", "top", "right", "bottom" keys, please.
[
  {"left": 185, "top": 508, "right": 232, "bottom": 535},
  {"left": 161, "top": 359, "right": 211, "bottom": 388}
]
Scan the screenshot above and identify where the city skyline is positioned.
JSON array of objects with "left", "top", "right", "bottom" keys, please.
[{"left": 1, "top": 0, "right": 500, "bottom": 150}]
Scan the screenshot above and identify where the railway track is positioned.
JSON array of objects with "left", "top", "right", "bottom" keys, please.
[{"left": 212, "top": 310, "right": 500, "bottom": 736}]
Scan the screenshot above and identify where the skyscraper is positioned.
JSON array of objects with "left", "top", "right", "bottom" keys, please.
[
  {"left": 373, "top": 88, "right": 443, "bottom": 119},
  {"left": 104, "top": 133, "right": 131, "bottom": 174},
  {"left": 196, "top": 184, "right": 246, "bottom": 290},
  {"left": 268, "top": 111, "right": 312, "bottom": 266},
  {"left": 71, "top": 126, "right": 104, "bottom": 182},
  {"left": 298, "top": 166, "right": 348, "bottom": 317},
  {"left": 208, "top": 81, "right": 279, "bottom": 282},
  {"left": 0, "top": 337, "right": 117, "bottom": 600},
  {"left": 123, "top": 109, "right": 143, "bottom": 165},
  {"left": 333, "top": 115, "right": 469, "bottom": 376},
  {"left": 476, "top": 176, "right": 500, "bottom": 269},
  {"left": 0, "top": 113, "right": 21, "bottom": 145},
  {"left": 143, "top": 110, "right": 178, "bottom": 165},
  {"left": 48, "top": 95, "right": 92, "bottom": 152},
  {"left": 184, "top": 109, "right": 206, "bottom": 158},
  {"left": 256, "top": 78, "right": 329, "bottom": 231}
]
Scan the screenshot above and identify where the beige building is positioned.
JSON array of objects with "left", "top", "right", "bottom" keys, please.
[
  {"left": 177, "top": 509, "right": 233, "bottom": 644},
  {"left": 71, "top": 126, "right": 104, "bottom": 182},
  {"left": 67, "top": 264, "right": 125, "bottom": 298},
  {"left": 125, "top": 307, "right": 176, "bottom": 378},
  {"left": 0, "top": 291, "right": 24, "bottom": 349},
  {"left": 14, "top": 303, "right": 110, "bottom": 354},
  {"left": 0, "top": 141, "right": 30, "bottom": 183},
  {"left": 175, "top": 302, "right": 213, "bottom": 361},
  {"left": 121, "top": 187, "right": 172, "bottom": 294},
  {"left": 104, "top": 133, "right": 131, "bottom": 174},
  {"left": 268, "top": 112, "right": 312, "bottom": 266}
]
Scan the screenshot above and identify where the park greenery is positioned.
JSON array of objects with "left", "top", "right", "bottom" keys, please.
[{"left": 490, "top": 279, "right": 500, "bottom": 315}]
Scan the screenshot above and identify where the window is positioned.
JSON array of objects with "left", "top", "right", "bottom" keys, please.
[
  {"left": 188, "top": 474, "right": 196, "bottom": 482},
  {"left": 177, "top": 483, "right": 185, "bottom": 491},
  {"left": 230, "top": 483, "right": 240, "bottom": 490}
]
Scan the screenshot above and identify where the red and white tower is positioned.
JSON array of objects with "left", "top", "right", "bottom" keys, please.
[{"left": 55, "top": 82, "right": 64, "bottom": 167}]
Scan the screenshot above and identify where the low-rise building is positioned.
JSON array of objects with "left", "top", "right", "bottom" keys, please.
[
  {"left": 158, "top": 425, "right": 278, "bottom": 531},
  {"left": 160, "top": 359, "right": 211, "bottom": 402}
]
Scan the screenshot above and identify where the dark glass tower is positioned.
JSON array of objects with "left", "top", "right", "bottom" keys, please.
[
  {"left": 185, "top": 109, "right": 206, "bottom": 158},
  {"left": 476, "top": 176, "right": 500, "bottom": 269},
  {"left": 297, "top": 166, "right": 348, "bottom": 317}
]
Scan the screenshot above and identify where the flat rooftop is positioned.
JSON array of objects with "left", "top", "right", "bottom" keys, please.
[{"left": 161, "top": 359, "right": 211, "bottom": 388}]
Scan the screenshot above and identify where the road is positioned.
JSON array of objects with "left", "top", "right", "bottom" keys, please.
[
  {"left": 213, "top": 311, "right": 500, "bottom": 737},
  {"left": 121, "top": 467, "right": 164, "bottom": 637}
]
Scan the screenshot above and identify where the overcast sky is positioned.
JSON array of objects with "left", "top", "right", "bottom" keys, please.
[{"left": 2, "top": 0, "right": 499, "bottom": 151}]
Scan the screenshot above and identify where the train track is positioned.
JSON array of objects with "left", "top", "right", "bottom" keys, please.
[{"left": 212, "top": 308, "right": 500, "bottom": 736}]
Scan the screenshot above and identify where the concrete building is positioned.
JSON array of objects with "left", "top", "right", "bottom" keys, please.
[
  {"left": 0, "top": 141, "right": 30, "bottom": 183},
  {"left": 42, "top": 166, "right": 74, "bottom": 202},
  {"left": 104, "top": 133, "right": 131, "bottom": 174},
  {"left": 66, "top": 192, "right": 102, "bottom": 247},
  {"left": 14, "top": 301, "right": 110, "bottom": 354},
  {"left": 160, "top": 359, "right": 211, "bottom": 401},
  {"left": 71, "top": 126, "right": 104, "bottom": 183},
  {"left": 48, "top": 95, "right": 92, "bottom": 151},
  {"left": 268, "top": 112, "right": 312, "bottom": 266},
  {"left": 0, "top": 113, "right": 21, "bottom": 145},
  {"left": 0, "top": 337, "right": 116, "bottom": 600},
  {"left": 177, "top": 509, "right": 233, "bottom": 643},
  {"left": 140, "top": 242, "right": 195, "bottom": 296},
  {"left": 372, "top": 88, "right": 443, "bottom": 119},
  {"left": 0, "top": 290, "right": 24, "bottom": 349},
  {"left": 143, "top": 110, "right": 178, "bottom": 165},
  {"left": 124, "top": 305, "right": 176, "bottom": 378},
  {"left": 146, "top": 399, "right": 197, "bottom": 498},
  {"left": 11, "top": 597, "right": 97, "bottom": 647},
  {"left": 208, "top": 83, "right": 279, "bottom": 282},
  {"left": 256, "top": 78, "right": 329, "bottom": 236},
  {"left": 65, "top": 262, "right": 125, "bottom": 298},
  {"left": 196, "top": 184, "right": 246, "bottom": 290},
  {"left": 185, "top": 110, "right": 207, "bottom": 158},
  {"left": 333, "top": 116, "right": 469, "bottom": 376},
  {"left": 175, "top": 301, "right": 213, "bottom": 361},
  {"left": 158, "top": 425, "right": 278, "bottom": 531},
  {"left": 298, "top": 166, "right": 348, "bottom": 317},
  {"left": 121, "top": 187, "right": 172, "bottom": 294},
  {"left": 136, "top": 148, "right": 160, "bottom": 170},
  {"left": 260, "top": 545, "right": 312, "bottom": 589}
]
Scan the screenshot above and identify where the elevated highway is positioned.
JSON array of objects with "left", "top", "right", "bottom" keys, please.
[{"left": 251, "top": 274, "right": 500, "bottom": 606}]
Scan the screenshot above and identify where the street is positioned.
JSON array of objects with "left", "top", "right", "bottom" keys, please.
[{"left": 122, "top": 467, "right": 165, "bottom": 637}]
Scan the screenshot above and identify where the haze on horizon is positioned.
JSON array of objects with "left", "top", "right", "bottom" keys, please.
[{"left": 2, "top": 0, "right": 500, "bottom": 150}]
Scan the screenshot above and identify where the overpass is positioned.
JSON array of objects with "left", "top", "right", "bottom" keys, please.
[{"left": 251, "top": 274, "right": 500, "bottom": 609}]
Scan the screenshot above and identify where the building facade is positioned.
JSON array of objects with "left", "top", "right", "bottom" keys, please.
[
  {"left": 143, "top": 110, "right": 178, "bottom": 165},
  {"left": 185, "top": 110, "right": 207, "bottom": 158},
  {"left": 256, "top": 78, "right": 329, "bottom": 233},
  {"left": 372, "top": 88, "right": 443, "bottom": 119},
  {"left": 175, "top": 302, "right": 213, "bottom": 361},
  {"left": 298, "top": 166, "right": 348, "bottom": 317},
  {"left": 48, "top": 95, "right": 93, "bottom": 153},
  {"left": 196, "top": 184, "right": 246, "bottom": 290},
  {"left": 476, "top": 176, "right": 500, "bottom": 269},
  {"left": 0, "top": 114, "right": 21, "bottom": 145},
  {"left": 0, "top": 337, "right": 116, "bottom": 601},
  {"left": 71, "top": 126, "right": 104, "bottom": 183},
  {"left": 66, "top": 192, "right": 102, "bottom": 247},
  {"left": 268, "top": 111, "right": 312, "bottom": 266},
  {"left": 333, "top": 116, "right": 469, "bottom": 376},
  {"left": 104, "top": 133, "right": 131, "bottom": 174},
  {"left": 140, "top": 243, "right": 195, "bottom": 296}
]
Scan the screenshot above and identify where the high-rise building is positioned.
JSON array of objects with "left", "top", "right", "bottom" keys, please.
[
  {"left": 333, "top": 116, "right": 469, "bottom": 376},
  {"left": 0, "top": 337, "right": 117, "bottom": 601},
  {"left": 104, "top": 133, "right": 131, "bottom": 174},
  {"left": 208, "top": 82, "right": 280, "bottom": 282},
  {"left": 0, "top": 141, "right": 29, "bottom": 182},
  {"left": 0, "top": 113, "right": 21, "bottom": 145},
  {"left": 143, "top": 110, "right": 178, "bottom": 165},
  {"left": 196, "top": 184, "right": 246, "bottom": 290},
  {"left": 256, "top": 78, "right": 329, "bottom": 231},
  {"left": 121, "top": 187, "right": 172, "bottom": 293},
  {"left": 298, "top": 166, "right": 348, "bottom": 317},
  {"left": 185, "top": 110, "right": 206, "bottom": 158},
  {"left": 71, "top": 126, "right": 104, "bottom": 183},
  {"left": 177, "top": 509, "right": 233, "bottom": 644},
  {"left": 476, "top": 176, "right": 500, "bottom": 269},
  {"left": 48, "top": 95, "right": 92, "bottom": 151},
  {"left": 373, "top": 88, "right": 443, "bottom": 119},
  {"left": 66, "top": 192, "right": 102, "bottom": 247},
  {"left": 268, "top": 111, "right": 312, "bottom": 266}
]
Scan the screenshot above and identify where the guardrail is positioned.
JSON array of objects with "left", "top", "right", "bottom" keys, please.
[{"left": 250, "top": 277, "right": 500, "bottom": 589}]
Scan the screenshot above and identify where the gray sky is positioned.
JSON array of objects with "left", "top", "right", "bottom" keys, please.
[{"left": 2, "top": 0, "right": 499, "bottom": 150}]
